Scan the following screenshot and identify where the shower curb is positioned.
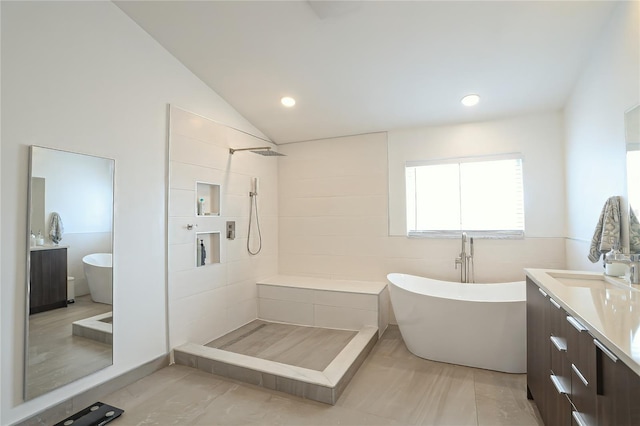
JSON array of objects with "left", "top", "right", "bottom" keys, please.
[{"left": 173, "top": 325, "right": 378, "bottom": 405}]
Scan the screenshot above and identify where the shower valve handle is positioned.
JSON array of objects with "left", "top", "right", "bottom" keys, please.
[{"left": 186, "top": 224, "right": 198, "bottom": 230}]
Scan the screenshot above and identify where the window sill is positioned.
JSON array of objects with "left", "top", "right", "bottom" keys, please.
[{"left": 407, "top": 230, "right": 525, "bottom": 240}]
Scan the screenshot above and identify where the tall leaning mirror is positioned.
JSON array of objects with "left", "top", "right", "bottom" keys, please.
[
  {"left": 25, "top": 146, "right": 115, "bottom": 400},
  {"left": 626, "top": 105, "right": 640, "bottom": 254}
]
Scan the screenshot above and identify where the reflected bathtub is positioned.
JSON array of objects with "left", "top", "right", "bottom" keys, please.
[
  {"left": 82, "top": 253, "right": 112, "bottom": 305},
  {"left": 387, "top": 273, "right": 526, "bottom": 373}
]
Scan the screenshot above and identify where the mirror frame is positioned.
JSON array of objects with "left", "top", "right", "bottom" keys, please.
[{"left": 24, "top": 145, "right": 116, "bottom": 400}]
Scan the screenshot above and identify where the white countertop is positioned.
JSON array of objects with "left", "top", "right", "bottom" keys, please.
[
  {"left": 30, "top": 244, "right": 68, "bottom": 251},
  {"left": 525, "top": 268, "right": 640, "bottom": 376}
]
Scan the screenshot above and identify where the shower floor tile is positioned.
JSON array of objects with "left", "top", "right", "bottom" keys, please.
[{"left": 205, "top": 320, "right": 357, "bottom": 371}]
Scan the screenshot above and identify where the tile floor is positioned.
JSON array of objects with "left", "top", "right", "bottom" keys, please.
[
  {"left": 206, "top": 320, "right": 357, "bottom": 371},
  {"left": 27, "top": 295, "right": 112, "bottom": 399},
  {"left": 101, "top": 326, "right": 542, "bottom": 425}
]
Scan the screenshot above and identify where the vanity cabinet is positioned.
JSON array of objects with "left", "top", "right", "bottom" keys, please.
[
  {"left": 29, "top": 248, "right": 67, "bottom": 314},
  {"left": 527, "top": 277, "right": 640, "bottom": 426}
]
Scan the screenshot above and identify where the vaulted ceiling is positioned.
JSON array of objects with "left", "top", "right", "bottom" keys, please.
[{"left": 116, "top": 1, "right": 616, "bottom": 144}]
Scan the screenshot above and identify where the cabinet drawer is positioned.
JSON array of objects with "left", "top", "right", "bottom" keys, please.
[
  {"left": 548, "top": 374, "right": 572, "bottom": 426},
  {"left": 549, "top": 296, "right": 565, "bottom": 336},
  {"left": 571, "top": 363, "right": 596, "bottom": 425},
  {"left": 566, "top": 315, "right": 595, "bottom": 386}
]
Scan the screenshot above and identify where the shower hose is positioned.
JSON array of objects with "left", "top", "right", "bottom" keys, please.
[{"left": 247, "top": 192, "right": 262, "bottom": 255}]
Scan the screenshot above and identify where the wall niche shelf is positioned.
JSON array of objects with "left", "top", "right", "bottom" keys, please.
[
  {"left": 195, "top": 232, "right": 220, "bottom": 267},
  {"left": 196, "top": 181, "right": 221, "bottom": 216}
]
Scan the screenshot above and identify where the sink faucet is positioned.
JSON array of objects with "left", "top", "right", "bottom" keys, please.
[
  {"left": 455, "top": 232, "right": 475, "bottom": 283},
  {"left": 605, "top": 254, "right": 640, "bottom": 284}
]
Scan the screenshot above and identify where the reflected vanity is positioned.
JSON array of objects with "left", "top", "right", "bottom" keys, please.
[{"left": 25, "top": 146, "right": 115, "bottom": 400}]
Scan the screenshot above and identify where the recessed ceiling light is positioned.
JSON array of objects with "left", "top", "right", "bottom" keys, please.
[
  {"left": 281, "top": 96, "right": 296, "bottom": 107},
  {"left": 461, "top": 94, "right": 480, "bottom": 107}
]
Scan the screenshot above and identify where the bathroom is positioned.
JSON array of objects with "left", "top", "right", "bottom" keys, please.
[{"left": 1, "top": 1, "right": 638, "bottom": 425}]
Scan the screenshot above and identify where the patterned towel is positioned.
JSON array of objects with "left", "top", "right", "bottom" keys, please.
[
  {"left": 630, "top": 207, "right": 640, "bottom": 254},
  {"left": 48, "top": 212, "right": 64, "bottom": 244},
  {"left": 588, "top": 196, "right": 621, "bottom": 263}
]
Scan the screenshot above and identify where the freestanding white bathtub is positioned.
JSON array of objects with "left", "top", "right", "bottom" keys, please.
[
  {"left": 387, "top": 273, "right": 526, "bottom": 373},
  {"left": 82, "top": 253, "right": 112, "bottom": 305}
]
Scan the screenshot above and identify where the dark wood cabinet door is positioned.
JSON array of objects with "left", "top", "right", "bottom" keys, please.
[
  {"left": 527, "top": 277, "right": 551, "bottom": 424},
  {"left": 29, "top": 248, "right": 67, "bottom": 314},
  {"left": 596, "top": 345, "right": 640, "bottom": 426}
]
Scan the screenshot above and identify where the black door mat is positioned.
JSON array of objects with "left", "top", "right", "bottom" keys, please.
[{"left": 53, "top": 402, "right": 123, "bottom": 426}]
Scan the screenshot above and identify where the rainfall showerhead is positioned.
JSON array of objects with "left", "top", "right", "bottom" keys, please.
[
  {"left": 251, "top": 149, "right": 286, "bottom": 156},
  {"left": 229, "top": 146, "right": 286, "bottom": 157}
]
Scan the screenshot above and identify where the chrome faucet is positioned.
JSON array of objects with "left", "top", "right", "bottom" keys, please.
[
  {"left": 606, "top": 253, "right": 640, "bottom": 285},
  {"left": 455, "top": 232, "right": 475, "bottom": 283}
]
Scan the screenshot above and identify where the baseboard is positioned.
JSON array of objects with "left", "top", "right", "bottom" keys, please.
[{"left": 14, "top": 354, "right": 170, "bottom": 426}]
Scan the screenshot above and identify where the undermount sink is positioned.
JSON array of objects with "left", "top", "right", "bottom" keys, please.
[{"left": 547, "top": 271, "right": 637, "bottom": 292}]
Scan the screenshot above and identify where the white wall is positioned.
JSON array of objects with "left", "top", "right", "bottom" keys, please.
[
  {"left": 32, "top": 148, "right": 114, "bottom": 235},
  {"left": 0, "top": 2, "right": 267, "bottom": 424},
  {"left": 168, "top": 106, "right": 278, "bottom": 348},
  {"left": 279, "top": 117, "right": 566, "bottom": 285},
  {"left": 388, "top": 112, "right": 567, "bottom": 239},
  {"left": 564, "top": 0, "right": 640, "bottom": 271}
]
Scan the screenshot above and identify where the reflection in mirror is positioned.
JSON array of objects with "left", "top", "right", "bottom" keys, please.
[
  {"left": 626, "top": 105, "right": 640, "bottom": 254},
  {"left": 25, "top": 146, "right": 115, "bottom": 400}
]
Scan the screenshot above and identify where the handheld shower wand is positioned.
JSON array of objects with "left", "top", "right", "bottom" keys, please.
[{"left": 247, "top": 177, "right": 262, "bottom": 255}]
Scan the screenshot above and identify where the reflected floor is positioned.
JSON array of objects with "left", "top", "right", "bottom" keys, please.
[
  {"left": 206, "top": 320, "right": 357, "bottom": 371},
  {"left": 102, "top": 326, "right": 543, "bottom": 425},
  {"left": 27, "top": 295, "right": 112, "bottom": 399}
]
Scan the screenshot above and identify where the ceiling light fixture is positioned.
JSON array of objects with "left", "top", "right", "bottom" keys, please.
[
  {"left": 461, "top": 94, "right": 480, "bottom": 107},
  {"left": 281, "top": 96, "right": 296, "bottom": 107}
]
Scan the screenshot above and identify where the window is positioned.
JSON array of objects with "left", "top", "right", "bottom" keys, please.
[{"left": 406, "top": 155, "right": 524, "bottom": 238}]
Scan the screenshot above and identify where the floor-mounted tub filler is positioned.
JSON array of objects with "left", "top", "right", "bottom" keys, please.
[{"left": 387, "top": 273, "right": 526, "bottom": 373}]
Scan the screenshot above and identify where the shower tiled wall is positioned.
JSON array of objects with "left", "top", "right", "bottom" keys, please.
[
  {"left": 278, "top": 133, "right": 391, "bottom": 281},
  {"left": 168, "top": 106, "right": 278, "bottom": 348}
]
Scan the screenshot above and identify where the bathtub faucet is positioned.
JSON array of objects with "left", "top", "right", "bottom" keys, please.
[{"left": 455, "top": 232, "right": 475, "bottom": 283}]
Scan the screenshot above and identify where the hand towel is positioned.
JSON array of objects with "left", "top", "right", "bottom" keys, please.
[
  {"left": 630, "top": 206, "right": 640, "bottom": 254},
  {"left": 588, "top": 196, "right": 621, "bottom": 263},
  {"left": 48, "top": 212, "right": 64, "bottom": 244}
]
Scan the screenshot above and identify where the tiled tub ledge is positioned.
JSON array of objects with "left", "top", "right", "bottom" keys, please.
[
  {"left": 257, "top": 275, "right": 390, "bottom": 336},
  {"left": 173, "top": 326, "right": 378, "bottom": 405}
]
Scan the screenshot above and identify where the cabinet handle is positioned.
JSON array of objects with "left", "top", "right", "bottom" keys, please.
[
  {"left": 572, "top": 411, "right": 588, "bottom": 426},
  {"left": 594, "top": 339, "right": 618, "bottom": 363},
  {"left": 567, "top": 316, "right": 588, "bottom": 332},
  {"left": 550, "top": 336, "right": 567, "bottom": 352},
  {"left": 538, "top": 288, "right": 548, "bottom": 298},
  {"left": 572, "top": 363, "right": 589, "bottom": 386},
  {"left": 550, "top": 298, "right": 561, "bottom": 309},
  {"left": 550, "top": 374, "right": 568, "bottom": 394}
]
